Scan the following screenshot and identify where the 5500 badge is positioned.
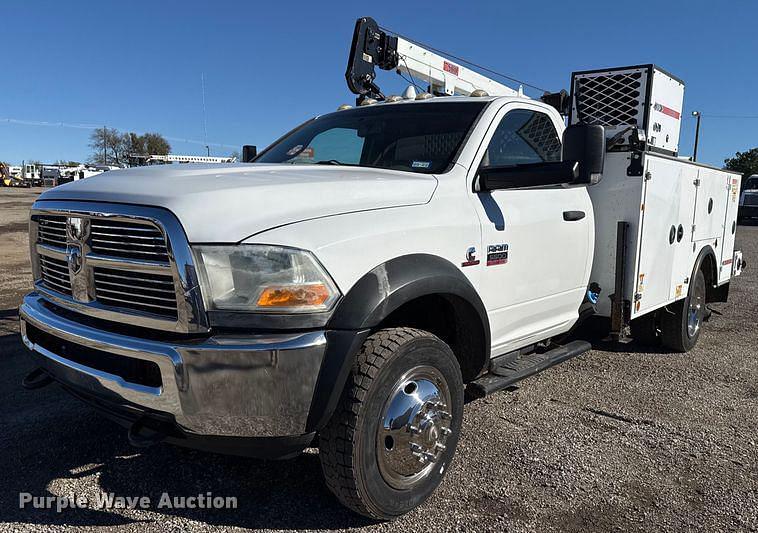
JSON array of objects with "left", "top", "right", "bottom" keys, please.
[{"left": 486, "top": 244, "right": 509, "bottom": 266}]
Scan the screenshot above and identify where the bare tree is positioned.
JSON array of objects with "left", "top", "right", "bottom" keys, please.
[
  {"left": 88, "top": 127, "right": 124, "bottom": 165},
  {"left": 89, "top": 128, "right": 171, "bottom": 166}
]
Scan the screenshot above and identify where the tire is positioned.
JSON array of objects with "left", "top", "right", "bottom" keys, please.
[
  {"left": 660, "top": 268, "right": 707, "bottom": 352},
  {"left": 630, "top": 312, "right": 659, "bottom": 346},
  {"left": 319, "top": 327, "right": 464, "bottom": 520}
]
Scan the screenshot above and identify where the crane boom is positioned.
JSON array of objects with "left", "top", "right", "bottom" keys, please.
[
  {"left": 394, "top": 38, "right": 520, "bottom": 98},
  {"left": 346, "top": 17, "right": 520, "bottom": 102}
]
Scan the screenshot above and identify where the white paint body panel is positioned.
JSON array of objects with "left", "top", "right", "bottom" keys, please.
[
  {"left": 589, "top": 152, "right": 741, "bottom": 319},
  {"left": 720, "top": 176, "right": 742, "bottom": 283},
  {"left": 40, "top": 163, "right": 438, "bottom": 243},
  {"left": 647, "top": 69, "right": 685, "bottom": 153},
  {"left": 587, "top": 153, "right": 645, "bottom": 317},
  {"left": 244, "top": 97, "right": 592, "bottom": 358},
  {"left": 39, "top": 93, "right": 738, "bottom": 360},
  {"left": 463, "top": 101, "right": 593, "bottom": 354}
]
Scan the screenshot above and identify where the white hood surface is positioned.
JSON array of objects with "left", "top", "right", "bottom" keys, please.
[{"left": 38, "top": 164, "right": 438, "bottom": 242}]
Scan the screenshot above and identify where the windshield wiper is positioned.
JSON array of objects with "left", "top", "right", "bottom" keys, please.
[{"left": 315, "top": 160, "right": 344, "bottom": 165}]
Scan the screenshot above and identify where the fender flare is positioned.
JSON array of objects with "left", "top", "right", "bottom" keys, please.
[
  {"left": 305, "top": 254, "right": 491, "bottom": 432},
  {"left": 692, "top": 244, "right": 723, "bottom": 302},
  {"left": 328, "top": 253, "right": 490, "bottom": 335}
]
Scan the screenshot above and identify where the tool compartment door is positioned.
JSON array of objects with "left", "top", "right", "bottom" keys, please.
[
  {"left": 692, "top": 168, "right": 729, "bottom": 242},
  {"left": 633, "top": 156, "right": 696, "bottom": 316},
  {"left": 718, "top": 175, "right": 741, "bottom": 284},
  {"left": 667, "top": 162, "right": 699, "bottom": 301}
]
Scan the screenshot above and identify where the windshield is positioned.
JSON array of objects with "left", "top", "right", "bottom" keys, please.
[
  {"left": 744, "top": 177, "right": 758, "bottom": 190},
  {"left": 255, "top": 101, "right": 488, "bottom": 174}
]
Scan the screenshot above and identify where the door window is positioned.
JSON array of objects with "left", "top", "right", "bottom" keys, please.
[{"left": 482, "top": 109, "right": 561, "bottom": 167}]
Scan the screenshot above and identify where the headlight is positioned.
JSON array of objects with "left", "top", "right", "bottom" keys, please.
[{"left": 193, "top": 245, "right": 340, "bottom": 313}]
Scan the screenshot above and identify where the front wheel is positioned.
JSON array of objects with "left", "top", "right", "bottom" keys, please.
[
  {"left": 660, "top": 268, "right": 706, "bottom": 352},
  {"left": 319, "top": 327, "right": 464, "bottom": 520}
]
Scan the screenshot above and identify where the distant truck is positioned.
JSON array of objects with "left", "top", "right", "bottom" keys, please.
[
  {"left": 40, "top": 167, "right": 61, "bottom": 187},
  {"left": 21, "top": 163, "right": 43, "bottom": 187},
  {"left": 19, "top": 17, "right": 745, "bottom": 520},
  {"left": 56, "top": 165, "right": 107, "bottom": 185},
  {"left": 739, "top": 174, "right": 758, "bottom": 221}
]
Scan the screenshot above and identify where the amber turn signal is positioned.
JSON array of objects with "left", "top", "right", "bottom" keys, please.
[{"left": 256, "top": 283, "right": 330, "bottom": 308}]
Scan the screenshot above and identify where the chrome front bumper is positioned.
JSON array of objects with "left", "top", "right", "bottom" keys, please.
[{"left": 19, "top": 292, "right": 327, "bottom": 438}]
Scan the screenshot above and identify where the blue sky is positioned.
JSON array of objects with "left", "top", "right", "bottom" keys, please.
[{"left": 1, "top": 1, "right": 756, "bottom": 167}]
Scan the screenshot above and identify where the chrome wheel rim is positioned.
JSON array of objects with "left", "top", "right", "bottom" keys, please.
[
  {"left": 376, "top": 365, "right": 452, "bottom": 490},
  {"left": 687, "top": 276, "right": 706, "bottom": 338}
]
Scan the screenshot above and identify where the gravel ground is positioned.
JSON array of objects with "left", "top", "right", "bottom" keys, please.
[{"left": 0, "top": 187, "right": 756, "bottom": 532}]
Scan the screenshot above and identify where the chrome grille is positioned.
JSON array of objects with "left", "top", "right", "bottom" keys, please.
[
  {"left": 28, "top": 201, "right": 207, "bottom": 333},
  {"left": 37, "top": 215, "right": 68, "bottom": 247},
  {"left": 94, "top": 267, "right": 177, "bottom": 318},
  {"left": 39, "top": 255, "right": 72, "bottom": 296},
  {"left": 90, "top": 219, "right": 170, "bottom": 262}
]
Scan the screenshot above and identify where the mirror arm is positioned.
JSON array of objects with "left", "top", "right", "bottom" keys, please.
[{"left": 479, "top": 161, "right": 579, "bottom": 191}]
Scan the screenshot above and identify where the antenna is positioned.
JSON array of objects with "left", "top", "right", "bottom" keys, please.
[{"left": 201, "top": 73, "right": 209, "bottom": 156}]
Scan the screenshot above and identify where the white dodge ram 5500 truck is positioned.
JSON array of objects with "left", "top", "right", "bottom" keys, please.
[{"left": 19, "top": 19, "right": 743, "bottom": 520}]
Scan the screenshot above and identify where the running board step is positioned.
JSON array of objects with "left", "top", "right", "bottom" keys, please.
[{"left": 467, "top": 340, "right": 591, "bottom": 399}]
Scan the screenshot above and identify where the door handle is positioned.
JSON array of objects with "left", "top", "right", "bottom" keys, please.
[{"left": 563, "top": 210, "right": 586, "bottom": 221}]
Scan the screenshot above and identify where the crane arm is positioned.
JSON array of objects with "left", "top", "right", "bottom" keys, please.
[{"left": 346, "top": 17, "right": 519, "bottom": 102}]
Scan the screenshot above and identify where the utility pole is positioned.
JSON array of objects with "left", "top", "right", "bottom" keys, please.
[
  {"left": 691, "top": 111, "right": 701, "bottom": 162},
  {"left": 103, "top": 125, "right": 107, "bottom": 165}
]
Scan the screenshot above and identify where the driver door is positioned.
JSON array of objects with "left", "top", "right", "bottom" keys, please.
[{"left": 469, "top": 104, "right": 593, "bottom": 355}]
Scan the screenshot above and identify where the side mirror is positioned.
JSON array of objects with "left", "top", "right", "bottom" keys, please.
[
  {"left": 478, "top": 161, "right": 579, "bottom": 191},
  {"left": 562, "top": 124, "right": 605, "bottom": 184},
  {"left": 241, "top": 145, "right": 257, "bottom": 162}
]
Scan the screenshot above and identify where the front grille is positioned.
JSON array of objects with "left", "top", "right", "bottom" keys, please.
[
  {"left": 33, "top": 211, "right": 180, "bottom": 324},
  {"left": 90, "top": 219, "right": 170, "bottom": 262},
  {"left": 39, "top": 255, "right": 72, "bottom": 296},
  {"left": 744, "top": 193, "right": 758, "bottom": 206},
  {"left": 94, "top": 267, "right": 177, "bottom": 318},
  {"left": 37, "top": 215, "right": 67, "bottom": 247}
]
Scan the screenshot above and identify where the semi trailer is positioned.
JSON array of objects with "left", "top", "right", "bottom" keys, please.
[{"left": 19, "top": 16, "right": 743, "bottom": 519}]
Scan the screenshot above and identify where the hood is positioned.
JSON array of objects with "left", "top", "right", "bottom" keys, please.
[{"left": 38, "top": 163, "right": 438, "bottom": 242}]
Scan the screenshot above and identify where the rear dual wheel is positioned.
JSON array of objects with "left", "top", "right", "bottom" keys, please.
[
  {"left": 660, "top": 268, "right": 707, "bottom": 352},
  {"left": 319, "top": 327, "right": 463, "bottom": 520}
]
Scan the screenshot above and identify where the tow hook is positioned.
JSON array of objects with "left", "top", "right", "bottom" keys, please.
[
  {"left": 22, "top": 368, "right": 54, "bottom": 390},
  {"left": 127, "top": 417, "right": 169, "bottom": 449}
]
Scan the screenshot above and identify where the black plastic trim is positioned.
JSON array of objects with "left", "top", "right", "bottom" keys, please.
[
  {"left": 692, "top": 245, "right": 720, "bottom": 303},
  {"left": 305, "top": 254, "right": 492, "bottom": 431},
  {"left": 327, "top": 254, "right": 490, "bottom": 343},
  {"left": 305, "top": 328, "right": 371, "bottom": 432}
]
